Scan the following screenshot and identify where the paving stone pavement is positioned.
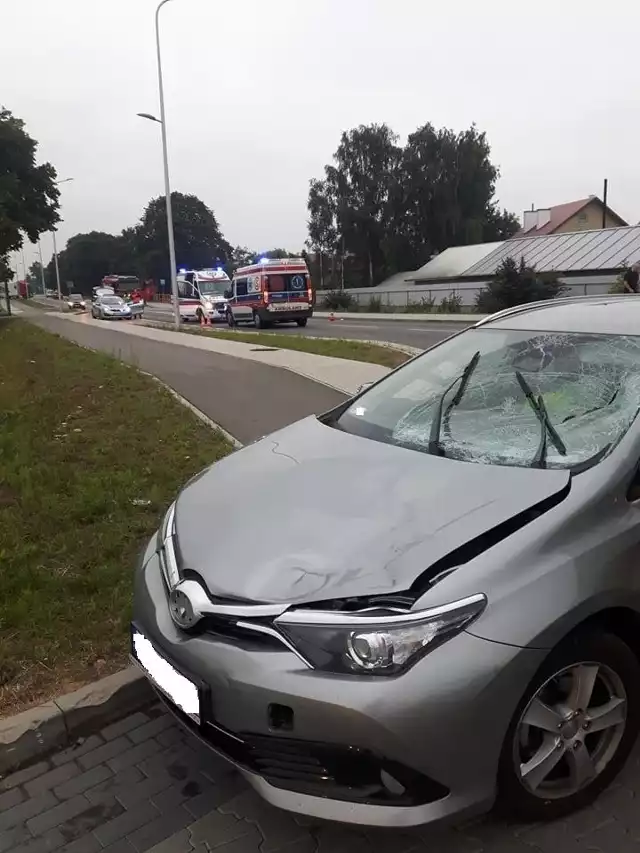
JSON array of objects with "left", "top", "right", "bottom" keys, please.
[{"left": 3, "top": 704, "right": 640, "bottom": 853}]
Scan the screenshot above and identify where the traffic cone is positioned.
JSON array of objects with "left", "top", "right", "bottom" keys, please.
[{"left": 329, "top": 312, "right": 335, "bottom": 322}]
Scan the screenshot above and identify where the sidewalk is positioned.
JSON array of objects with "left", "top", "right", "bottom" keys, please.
[{"left": 49, "top": 312, "right": 390, "bottom": 396}]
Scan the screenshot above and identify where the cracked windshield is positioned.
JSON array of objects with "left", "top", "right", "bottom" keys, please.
[{"left": 339, "top": 329, "right": 640, "bottom": 469}]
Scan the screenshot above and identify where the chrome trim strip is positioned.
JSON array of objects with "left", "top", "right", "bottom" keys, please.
[
  {"left": 161, "top": 502, "right": 180, "bottom": 589},
  {"left": 172, "top": 579, "right": 288, "bottom": 619},
  {"left": 235, "top": 621, "right": 313, "bottom": 668},
  {"left": 274, "top": 594, "right": 486, "bottom": 627}
]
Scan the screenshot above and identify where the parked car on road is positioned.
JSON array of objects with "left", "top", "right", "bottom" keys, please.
[
  {"left": 67, "top": 293, "right": 86, "bottom": 310},
  {"left": 91, "top": 294, "right": 132, "bottom": 320},
  {"left": 132, "top": 294, "right": 640, "bottom": 828}
]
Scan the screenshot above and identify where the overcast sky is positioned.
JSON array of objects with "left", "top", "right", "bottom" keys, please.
[{"left": 4, "top": 0, "right": 639, "bottom": 273}]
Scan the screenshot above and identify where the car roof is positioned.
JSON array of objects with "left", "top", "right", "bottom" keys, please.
[{"left": 477, "top": 294, "right": 640, "bottom": 336}]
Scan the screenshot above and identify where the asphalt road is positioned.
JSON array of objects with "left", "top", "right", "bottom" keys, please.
[
  {"left": 143, "top": 303, "right": 464, "bottom": 349},
  {"left": 30, "top": 313, "right": 346, "bottom": 445}
]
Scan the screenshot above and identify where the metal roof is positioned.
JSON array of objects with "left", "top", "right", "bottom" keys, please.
[
  {"left": 413, "top": 242, "right": 503, "bottom": 280},
  {"left": 463, "top": 225, "right": 640, "bottom": 278}
]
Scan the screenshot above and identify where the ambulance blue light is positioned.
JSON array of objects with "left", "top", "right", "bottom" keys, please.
[
  {"left": 179, "top": 268, "right": 186, "bottom": 274},
  {"left": 259, "top": 257, "right": 268, "bottom": 264}
]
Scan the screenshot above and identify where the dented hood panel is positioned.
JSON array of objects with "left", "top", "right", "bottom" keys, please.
[{"left": 174, "top": 416, "right": 570, "bottom": 604}]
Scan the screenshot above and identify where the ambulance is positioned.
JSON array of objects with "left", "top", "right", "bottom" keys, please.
[
  {"left": 226, "top": 257, "right": 313, "bottom": 328},
  {"left": 175, "top": 268, "right": 231, "bottom": 323}
]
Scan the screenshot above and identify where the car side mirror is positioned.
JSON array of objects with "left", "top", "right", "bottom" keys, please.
[{"left": 224, "top": 289, "right": 232, "bottom": 299}]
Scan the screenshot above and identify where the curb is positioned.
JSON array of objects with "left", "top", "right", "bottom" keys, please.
[
  {"left": 143, "top": 373, "right": 244, "bottom": 449},
  {"left": 0, "top": 364, "right": 244, "bottom": 778},
  {"left": 0, "top": 667, "right": 154, "bottom": 777},
  {"left": 313, "top": 311, "right": 482, "bottom": 323}
]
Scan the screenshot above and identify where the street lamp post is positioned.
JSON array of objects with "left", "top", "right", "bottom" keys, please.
[
  {"left": 37, "top": 239, "right": 46, "bottom": 295},
  {"left": 52, "top": 231, "right": 62, "bottom": 301},
  {"left": 52, "top": 177, "right": 74, "bottom": 301},
  {"left": 137, "top": 0, "right": 181, "bottom": 329}
]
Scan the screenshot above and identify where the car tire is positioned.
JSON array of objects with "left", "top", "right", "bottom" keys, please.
[
  {"left": 497, "top": 630, "right": 640, "bottom": 822},
  {"left": 296, "top": 318, "right": 308, "bottom": 327},
  {"left": 254, "top": 312, "right": 269, "bottom": 329}
]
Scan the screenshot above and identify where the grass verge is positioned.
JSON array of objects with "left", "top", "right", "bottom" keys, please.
[
  {"left": 146, "top": 322, "right": 410, "bottom": 369},
  {"left": 0, "top": 320, "right": 234, "bottom": 717}
]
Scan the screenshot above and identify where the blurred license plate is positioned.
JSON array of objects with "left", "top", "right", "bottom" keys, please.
[
  {"left": 269, "top": 303, "right": 307, "bottom": 311},
  {"left": 132, "top": 630, "right": 200, "bottom": 722}
]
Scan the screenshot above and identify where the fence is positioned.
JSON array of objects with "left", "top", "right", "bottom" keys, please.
[{"left": 314, "top": 275, "right": 620, "bottom": 312}]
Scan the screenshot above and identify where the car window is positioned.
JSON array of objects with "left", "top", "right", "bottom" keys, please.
[{"left": 335, "top": 329, "right": 640, "bottom": 470}]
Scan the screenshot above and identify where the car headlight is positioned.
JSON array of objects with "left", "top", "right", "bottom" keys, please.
[{"left": 274, "top": 594, "right": 486, "bottom": 676}]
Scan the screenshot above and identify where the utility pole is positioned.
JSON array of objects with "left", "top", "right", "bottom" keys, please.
[{"left": 602, "top": 178, "right": 608, "bottom": 229}]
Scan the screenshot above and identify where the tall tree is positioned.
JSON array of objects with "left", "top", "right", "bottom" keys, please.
[
  {"left": 325, "top": 124, "right": 400, "bottom": 287},
  {"left": 309, "top": 121, "right": 518, "bottom": 280},
  {"left": 307, "top": 178, "right": 338, "bottom": 289},
  {"left": 134, "top": 192, "right": 232, "bottom": 282},
  {"left": 49, "top": 231, "right": 131, "bottom": 292},
  {"left": 27, "top": 260, "right": 45, "bottom": 291},
  {"left": 482, "top": 204, "right": 521, "bottom": 242},
  {"left": 0, "top": 107, "right": 59, "bottom": 276}
]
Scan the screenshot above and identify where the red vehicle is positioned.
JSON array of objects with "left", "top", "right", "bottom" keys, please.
[
  {"left": 100, "top": 276, "right": 155, "bottom": 303},
  {"left": 18, "top": 280, "right": 28, "bottom": 299}
]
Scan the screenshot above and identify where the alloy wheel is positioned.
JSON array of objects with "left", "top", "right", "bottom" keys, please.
[{"left": 514, "top": 661, "right": 627, "bottom": 799}]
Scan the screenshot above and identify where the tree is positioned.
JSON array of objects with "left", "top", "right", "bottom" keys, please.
[
  {"left": 0, "top": 108, "right": 59, "bottom": 270},
  {"left": 482, "top": 205, "right": 521, "bottom": 242},
  {"left": 390, "top": 123, "right": 504, "bottom": 268},
  {"left": 49, "top": 231, "right": 133, "bottom": 293},
  {"left": 307, "top": 178, "right": 338, "bottom": 289},
  {"left": 475, "top": 256, "right": 564, "bottom": 314},
  {"left": 27, "top": 260, "right": 45, "bottom": 291},
  {"left": 309, "top": 121, "right": 519, "bottom": 281},
  {"left": 133, "top": 192, "right": 232, "bottom": 282},
  {"left": 320, "top": 124, "right": 401, "bottom": 287},
  {"left": 230, "top": 246, "right": 257, "bottom": 271}
]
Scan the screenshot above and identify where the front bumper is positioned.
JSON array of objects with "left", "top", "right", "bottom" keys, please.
[{"left": 132, "top": 535, "right": 545, "bottom": 827}]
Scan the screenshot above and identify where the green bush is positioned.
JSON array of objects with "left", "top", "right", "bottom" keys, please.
[
  {"left": 475, "top": 256, "right": 564, "bottom": 314},
  {"left": 322, "top": 290, "right": 355, "bottom": 310},
  {"left": 609, "top": 268, "right": 628, "bottom": 294},
  {"left": 438, "top": 293, "right": 463, "bottom": 313},
  {"left": 406, "top": 296, "right": 436, "bottom": 313},
  {"left": 367, "top": 295, "right": 382, "bottom": 312}
]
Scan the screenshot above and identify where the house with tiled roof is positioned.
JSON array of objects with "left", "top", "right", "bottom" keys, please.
[{"left": 513, "top": 196, "right": 627, "bottom": 238}]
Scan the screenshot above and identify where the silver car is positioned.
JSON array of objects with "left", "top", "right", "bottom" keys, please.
[
  {"left": 91, "top": 294, "right": 132, "bottom": 320},
  {"left": 132, "top": 294, "right": 640, "bottom": 828}
]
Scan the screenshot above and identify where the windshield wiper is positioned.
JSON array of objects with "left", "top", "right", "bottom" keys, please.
[
  {"left": 515, "top": 371, "right": 567, "bottom": 468},
  {"left": 428, "top": 351, "right": 480, "bottom": 456},
  {"left": 561, "top": 388, "right": 620, "bottom": 423}
]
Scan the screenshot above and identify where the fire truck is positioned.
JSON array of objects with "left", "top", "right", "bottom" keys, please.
[{"left": 100, "top": 275, "right": 145, "bottom": 302}]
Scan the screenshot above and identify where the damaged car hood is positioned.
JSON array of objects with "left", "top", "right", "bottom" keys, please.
[{"left": 174, "top": 416, "right": 570, "bottom": 605}]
